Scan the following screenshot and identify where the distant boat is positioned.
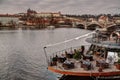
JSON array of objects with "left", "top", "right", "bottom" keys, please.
[
  {"left": 0, "top": 20, "right": 16, "bottom": 30},
  {"left": 47, "top": 25, "right": 55, "bottom": 30},
  {"left": 18, "top": 20, "right": 25, "bottom": 24}
]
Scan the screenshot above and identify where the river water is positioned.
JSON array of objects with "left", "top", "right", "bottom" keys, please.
[{"left": 0, "top": 28, "right": 91, "bottom": 80}]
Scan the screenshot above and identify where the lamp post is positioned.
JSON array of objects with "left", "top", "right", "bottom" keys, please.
[{"left": 43, "top": 46, "right": 49, "bottom": 66}]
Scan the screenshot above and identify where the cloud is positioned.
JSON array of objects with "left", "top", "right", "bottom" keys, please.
[
  {"left": 0, "top": 0, "right": 120, "bottom": 14},
  {"left": 0, "top": 0, "right": 3, "bottom": 4}
]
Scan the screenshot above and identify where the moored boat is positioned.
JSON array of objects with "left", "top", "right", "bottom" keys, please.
[
  {"left": 0, "top": 20, "right": 17, "bottom": 30},
  {"left": 47, "top": 25, "right": 55, "bottom": 30},
  {"left": 44, "top": 28, "right": 120, "bottom": 80}
]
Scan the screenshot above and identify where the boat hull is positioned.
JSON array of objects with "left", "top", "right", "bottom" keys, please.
[{"left": 48, "top": 66, "right": 120, "bottom": 77}]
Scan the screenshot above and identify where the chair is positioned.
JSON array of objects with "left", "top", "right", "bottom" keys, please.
[
  {"left": 62, "top": 61, "right": 75, "bottom": 69},
  {"left": 81, "top": 60, "right": 93, "bottom": 70},
  {"left": 96, "top": 60, "right": 109, "bottom": 69},
  {"left": 66, "top": 53, "right": 74, "bottom": 58}
]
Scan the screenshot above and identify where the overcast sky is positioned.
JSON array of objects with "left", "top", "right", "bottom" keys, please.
[{"left": 0, "top": 0, "right": 120, "bottom": 14}]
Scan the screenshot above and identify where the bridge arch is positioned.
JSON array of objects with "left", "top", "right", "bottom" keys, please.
[
  {"left": 76, "top": 24, "right": 85, "bottom": 29},
  {"left": 110, "top": 31, "right": 120, "bottom": 41},
  {"left": 107, "top": 24, "right": 120, "bottom": 33},
  {"left": 86, "top": 24, "right": 102, "bottom": 30}
]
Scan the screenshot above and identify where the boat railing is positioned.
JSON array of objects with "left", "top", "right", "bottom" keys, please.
[
  {"left": 47, "top": 43, "right": 120, "bottom": 75},
  {"left": 47, "top": 44, "right": 90, "bottom": 67}
]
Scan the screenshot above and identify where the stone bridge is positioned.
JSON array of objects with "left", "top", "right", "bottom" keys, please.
[
  {"left": 67, "top": 17, "right": 120, "bottom": 30},
  {"left": 75, "top": 21, "right": 118, "bottom": 30}
]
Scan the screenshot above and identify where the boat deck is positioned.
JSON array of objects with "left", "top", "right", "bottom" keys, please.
[{"left": 48, "top": 55, "right": 120, "bottom": 77}]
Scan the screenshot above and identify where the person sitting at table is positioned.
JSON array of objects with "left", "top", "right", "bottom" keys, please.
[
  {"left": 65, "top": 51, "right": 74, "bottom": 58},
  {"left": 83, "top": 54, "right": 93, "bottom": 61},
  {"left": 61, "top": 53, "right": 65, "bottom": 58},
  {"left": 57, "top": 54, "right": 66, "bottom": 63},
  {"left": 80, "top": 45, "right": 85, "bottom": 56},
  {"left": 65, "top": 51, "right": 69, "bottom": 58},
  {"left": 50, "top": 55, "right": 58, "bottom": 66}
]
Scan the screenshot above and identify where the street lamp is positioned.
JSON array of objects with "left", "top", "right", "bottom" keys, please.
[{"left": 43, "top": 46, "right": 49, "bottom": 66}]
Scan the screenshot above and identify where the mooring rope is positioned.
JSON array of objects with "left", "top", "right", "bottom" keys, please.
[{"left": 45, "top": 31, "right": 95, "bottom": 48}]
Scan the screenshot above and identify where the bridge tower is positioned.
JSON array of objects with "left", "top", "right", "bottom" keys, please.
[
  {"left": 72, "top": 20, "right": 76, "bottom": 27},
  {"left": 84, "top": 22, "right": 87, "bottom": 29}
]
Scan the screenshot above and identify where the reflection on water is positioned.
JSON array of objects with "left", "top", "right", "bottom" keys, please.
[{"left": 0, "top": 28, "right": 90, "bottom": 80}]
